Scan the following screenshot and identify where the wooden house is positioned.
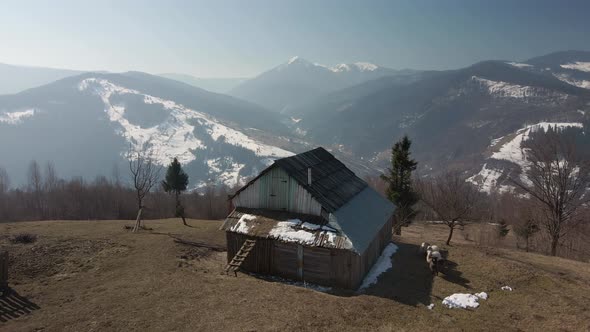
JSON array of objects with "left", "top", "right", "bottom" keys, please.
[{"left": 220, "top": 147, "right": 395, "bottom": 289}]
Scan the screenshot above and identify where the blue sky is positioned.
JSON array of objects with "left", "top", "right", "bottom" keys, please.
[{"left": 1, "top": 0, "right": 589, "bottom": 77}]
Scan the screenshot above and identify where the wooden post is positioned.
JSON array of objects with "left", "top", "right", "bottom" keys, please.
[{"left": 0, "top": 251, "right": 8, "bottom": 291}]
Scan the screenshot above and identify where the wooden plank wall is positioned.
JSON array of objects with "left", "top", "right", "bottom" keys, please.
[
  {"left": 232, "top": 167, "right": 322, "bottom": 216},
  {"left": 226, "top": 221, "right": 393, "bottom": 290},
  {"left": 226, "top": 232, "right": 273, "bottom": 274}
]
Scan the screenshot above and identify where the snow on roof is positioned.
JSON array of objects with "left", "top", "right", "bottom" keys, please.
[{"left": 221, "top": 208, "right": 354, "bottom": 250}]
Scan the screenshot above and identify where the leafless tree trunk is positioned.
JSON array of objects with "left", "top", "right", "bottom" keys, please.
[
  {"left": 418, "top": 172, "right": 480, "bottom": 245},
  {"left": 0, "top": 167, "right": 10, "bottom": 220},
  {"left": 128, "top": 145, "right": 162, "bottom": 232},
  {"left": 27, "top": 160, "right": 45, "bottom": 220},
  {"left": 510, "top": 133, "right": 590, "bottom": 256}
]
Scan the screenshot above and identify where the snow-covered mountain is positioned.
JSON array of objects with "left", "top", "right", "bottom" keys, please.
[
  {"left": 288, "top": 57, "right": 590, "bottom": 191},
  {"left": 228, "top": 56, "right": 411, "bottom": 112},
  {"left": 0, "top": 72, "right": 299, "bottom": 187}
]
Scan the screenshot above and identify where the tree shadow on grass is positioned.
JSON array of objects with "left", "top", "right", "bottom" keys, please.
[
  {"left": 0, "top": 288, "right": 40, "bottom": 322},
  {"left": 361, "top": 242, "right": 435, "bottom": 306}
]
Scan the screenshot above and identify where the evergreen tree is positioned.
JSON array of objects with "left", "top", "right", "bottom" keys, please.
[
  {"left": 381, "top": 135, "right": 418, "bottom": 235},
  {"left": 162, "top": 158, "right": 189, "bottom": 226},
  {"left": 497, "top": 219, "right": 510, "bottom": 238}
]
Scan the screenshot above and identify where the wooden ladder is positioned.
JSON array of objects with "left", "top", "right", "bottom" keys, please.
[{"left": 225, "top": 239, "right": 257, "bottom": 276}]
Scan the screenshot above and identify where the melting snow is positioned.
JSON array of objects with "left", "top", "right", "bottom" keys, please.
[
  {"left": 269, "top": 220, "right": 316, "bottom": 244},
  {"left": 475, "top": 292, "right": 489, "bottom": 300},
  {"left": 442, "top": 293, "right": 483, "bottom": 309},
  {"left": 560, "top": 62, "right": 590, "bottom": 72},
  {"left": 358, "top": 243, "right": 399, "bottom": 290},
  {"left": 230, "top": 214, "right": 256, "bottom": 234},
  {"left": 501, "top": 286, "right": 513, "bottom": 291},
  {"left": 427, "top": 303, "right": 435, "bottom": 310},
  {"left": 0, "top": 109, "right": 37, "bottom": 125},
  {"left": 78, "top": 78, "right": 293, "bottom": 167}
]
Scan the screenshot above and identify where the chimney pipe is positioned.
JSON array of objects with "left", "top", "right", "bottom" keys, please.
[{"left": 308, "top": 168, "right": 312, "bottom": 185}]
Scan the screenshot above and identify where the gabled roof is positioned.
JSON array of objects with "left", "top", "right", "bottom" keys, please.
[{"left": 231, "top": 147, "right": 368, "bottom": 213}]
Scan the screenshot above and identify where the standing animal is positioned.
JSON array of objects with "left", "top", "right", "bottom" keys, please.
[
  {"left": 419, "top": 242, "right": 430, "bottom": 254},
  {"left": 426, "top": 249, "right": 443, "bottom": 276}
]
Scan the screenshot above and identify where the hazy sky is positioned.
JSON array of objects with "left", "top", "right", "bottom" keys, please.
[{"left": 1, "top": 0, "right": 589, "bottom": 77}]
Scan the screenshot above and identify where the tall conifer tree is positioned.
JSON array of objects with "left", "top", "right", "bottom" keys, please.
[
  {"left": 162, "top": 158, "right": 189, "bottom": 226},
  {"left": 381, "top": 135, "right": 418, "bottom": 235}
]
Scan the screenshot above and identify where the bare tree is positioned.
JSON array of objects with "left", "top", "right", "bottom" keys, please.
[
  {"left": 27, "top": 160, "right": 45, "bottom": 219},
  {"left": 0, "top": 167, "right": 10, "bottom": 220},
  {"left": 128, "top": 145, "right": 162, "bottom": 232},
  {"left": 510, "top": 132, "right": 590, "bottom": 256},
  {"left": 418, "top": 172, "right": 480, "bottom": 245},
  {"left": 0, "top": 167, "right": 9, "bottom": 194}
]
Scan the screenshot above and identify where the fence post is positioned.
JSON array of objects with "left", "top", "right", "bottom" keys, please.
[{"left": 0, "top": 251, "right": 8, "bottom": 291}]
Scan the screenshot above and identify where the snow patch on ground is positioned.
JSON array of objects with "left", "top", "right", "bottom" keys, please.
[
  {"left": 427, "top": 303, "right": 435, "bottom": 310},
  {"left": 469, "top": 122, "right": 583, "bottom": 193},
  {"left": 358, "top": 243, "right": 399, "bottom": 290},
  {"left": 442, "top": 293, "right": 483, "bottom": 309},
  {"left": 466, "top": 164, "right": 508, "bottom": 194},
  {"left": 506, "top": 62, "right": 532, "bottom": 68},
  {"left": 501, "top": 286, "right": 513, "bottom": 291},
  {"left": 560, "top": 62, "right": 590, "bottom": 72},
  {"left": 206, "top": 158, "right": 245, "bottom": 187},
  {"left": 471, "top": 76, "right": 567, "bottom": 99},
  {"left": 475, "top": 292, "right": 488, "bottom": 300},
  {"left": 553, "top": 73, "right": 590, "bottom": 89},
  {"left": 0, "top": 109, "right": 37, "bottom": 125},
  {"left": 491, "top": 122, "right": 583, "bottom": 167},
  {"left": 78, "top": 78, "right": 293, "bottom": 167}
]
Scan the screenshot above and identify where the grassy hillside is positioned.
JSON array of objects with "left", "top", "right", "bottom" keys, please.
[{"left": 1, "top": 220, "right": 589, "bottom": 331}]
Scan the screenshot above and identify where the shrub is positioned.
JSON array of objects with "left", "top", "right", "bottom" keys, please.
[{"left": 10, "top": 233, "right": 38, "bottom": 244}]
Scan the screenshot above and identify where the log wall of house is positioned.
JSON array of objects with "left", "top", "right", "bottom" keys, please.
[
  {"left": 226, "top": 216, "right": 393, "bottom": 289},
  {"left": 231, "top": 167, "right": 322, "bottom": 216}
]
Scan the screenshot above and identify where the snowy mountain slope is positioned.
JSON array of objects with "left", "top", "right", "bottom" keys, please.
[
  {"left": 229, "top": 56, "right": 412, "bottom": 112},
  {"left": 291, "top": 59, "right": 590, "bottom": 178},
  {"left": 467, "top": 122, "right": 585, "bottom": 193},
  {"left": 0, "top": 72, "right": 296, "bottom": 187}
]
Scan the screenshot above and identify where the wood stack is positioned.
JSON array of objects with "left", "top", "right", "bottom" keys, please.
[{"left": 225, "top": 239, "right": 257, "bottom": 276}]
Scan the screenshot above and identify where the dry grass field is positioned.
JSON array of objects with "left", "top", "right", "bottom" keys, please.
[{"left": 1, "top": 219, "right": 589, "bottom": 332}]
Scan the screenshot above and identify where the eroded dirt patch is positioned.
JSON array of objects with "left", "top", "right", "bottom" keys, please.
[{"left": 1, "top": 236, "right": 129, "bottom": 282}]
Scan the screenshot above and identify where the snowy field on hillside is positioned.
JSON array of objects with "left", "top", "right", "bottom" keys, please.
[
  {"left": 78, "top": 78, "right": 293, "bottom": 167},
  {"left": 0, "top": 109, "right": 37, "bottom": 125},
  {"left": 468, "top": 122, "right": 584, "bottom": 193}
]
